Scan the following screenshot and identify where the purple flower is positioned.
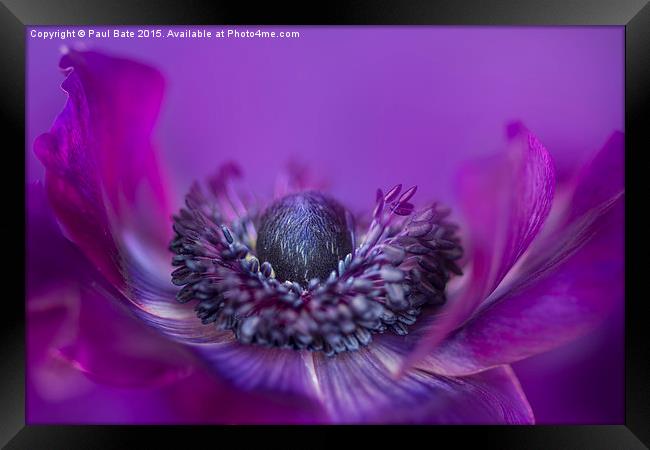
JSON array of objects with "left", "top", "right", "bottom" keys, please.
[{"left": 30, "top": 50, "right": 623, "bottom": 424}]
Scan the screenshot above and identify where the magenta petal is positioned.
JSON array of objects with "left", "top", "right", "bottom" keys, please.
[
  {"left": 417, "top": 133, "right": 624, "bottom": 376},
  {"left": 28, "top": 184, "right": 197, "bottom": 389},
  {"left": 515, "top": 130, "right": 624, "bottom": 280},
  {"left": 28, "top": 49, "right": 203, "bottom": 388},
  {"left": 313, "top": 346, "right": 533, "bottom": 424},
  {"left": 34, "top": 50, "right": 172, "bottom": 288},
  {"left": 457, "top": 122, "right": 556, "bottom": 313}
]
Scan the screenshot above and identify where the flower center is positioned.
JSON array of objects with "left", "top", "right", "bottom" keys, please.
[
  {"left": 256, "top": 192, "right": 353, "bottom": 287},
  {"left": 170, "top": 171, "right": 464, "bottom": 356}
]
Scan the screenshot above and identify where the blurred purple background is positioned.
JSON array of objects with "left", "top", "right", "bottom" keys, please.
[{"left": 27, "top": 26, "right": 624, "bottom": 423}]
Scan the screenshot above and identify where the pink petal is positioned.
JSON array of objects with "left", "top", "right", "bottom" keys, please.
[{"left": 416, "top": 131, "right": 623, "bottom": 376}]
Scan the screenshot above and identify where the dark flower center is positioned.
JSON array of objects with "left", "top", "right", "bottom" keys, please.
[
  {"left": 256, "top": 192, "right": 353, "bottom": 287},
  {"left": 170, "top": 171, "right": 464, "bottom": 356}
]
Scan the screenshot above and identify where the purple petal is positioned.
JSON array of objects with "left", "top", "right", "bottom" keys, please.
[
  {"left": 458, "top": 122, "right": 556, "bottom": 309},
  {"left": 565, "top": 131, "right": 623, "bottom": 224},
  {"left": 159, "top": 370, "right": 327, "bottom": 424},
  {"left": 34, "top": 50, "right": 173, "bottom": 288},
  {"left": 28, "top": 184, "right": 198, "bottom": 388},
  {"left": 312, "top": 346, "right": 533, "bottom": 424},
  {"left": 415, "top": 132, "right": 623, "bottom": 376},
  {"left": 192, "top": 342, "right": 322, "bottom": 402},
  {"left": 399, "top": 123, "right": 556, "bottom": 369}
]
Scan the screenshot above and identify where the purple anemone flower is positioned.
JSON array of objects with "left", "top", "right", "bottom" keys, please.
[{"left": 29, "top": 49, "right": 623, "bottom": 424}]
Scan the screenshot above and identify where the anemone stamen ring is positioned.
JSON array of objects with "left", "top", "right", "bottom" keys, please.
[{"left": 170, "top": 168, "right": 463, "bottom": 357}]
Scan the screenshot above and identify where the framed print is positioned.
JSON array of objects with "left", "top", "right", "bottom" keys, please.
[{"left": 2, "top": 0, "right": 648, "bottom": 447}]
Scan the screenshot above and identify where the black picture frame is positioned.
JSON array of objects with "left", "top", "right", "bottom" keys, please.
[{"left": 3, "top": 1, "right": 648, "bottom": 448}]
